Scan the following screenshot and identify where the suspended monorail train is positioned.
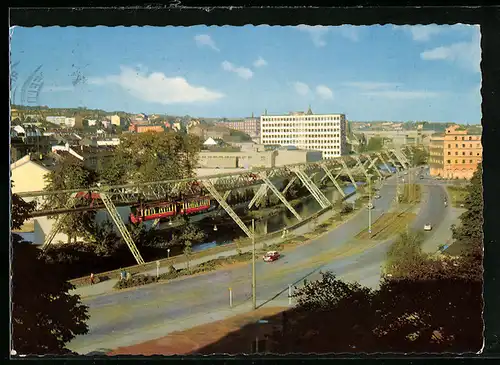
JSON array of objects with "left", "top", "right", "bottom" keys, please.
[{"left": 129, "top": 197, "right": 213, "bottom": 224}]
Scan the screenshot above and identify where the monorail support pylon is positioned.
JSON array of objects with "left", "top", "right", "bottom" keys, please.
[
  {"left": 340, "top": 159, "right": 358, "bottom": 190},
  {"left": 377, "top": 152, "right": 392, "bottom": 174},
  {"left": 100, "top": 192, "right": 145, "bottom": 265},
  {"left": 383, "top": 151, "right": 401, "bottom": 172},
  {"left": 261, "top": 175, "right": 302, "bottom": 221},
  {"left": 393, "top": 149, "right": 409, "bottom": 169},
  {"left": 366, "top": 155, "right": 383, "bottom": 180},
  {"left": 41, "top": 193, "right": 79, "bottom": 250},
  {"left": 248, "top": 171, "right": 277, "bottom": 209},
  {"left": 203, "top": 180, "right": 254, "bottom": 238},
  {"left": 353, "top": 156, "right": 370, "bottom": 181},
  {"left": 292, "top": 168, "right": 331, "bottom": 209},
  {"left": 321, "top": 164, "right": 345, "bottom": 198}
]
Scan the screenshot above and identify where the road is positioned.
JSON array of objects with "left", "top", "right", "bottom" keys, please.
[{"left": 67, "top": 169, "right": 452, "bottom": 354}]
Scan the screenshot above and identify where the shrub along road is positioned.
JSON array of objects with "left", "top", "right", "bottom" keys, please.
[{"left": 67, "top": 169, "right": 453, "bottom": 355}]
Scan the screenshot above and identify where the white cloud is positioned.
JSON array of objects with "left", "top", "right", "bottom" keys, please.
[
  {"left": 293, "top": 81, "right": 310, "bottom": 96},
  {"left": 297, "top": 25, "right": 329, "bottom": 47},
  {"left": 253, "top": 57, "right": 267, "bottom": 68},
  {"left": 361, "top": 90, "right": 441, "bottom": 100},
  {"left": 316, "top": 85, "right": 333, "bottom": 100},
  {"left": 338, "top": 25, "right": 360, "bottom": 42},
  {"left": 343, "top": 81, "right": 402, "bottom": 91},
  {"left": 88, "top": 66, "right": 224, "bottom": 104},
  {"left": 221, "top": 61, "right": 253, "bottom": 80},
  {"left": 420, "top": 30, "right": 481, "bottom": 73},
  {"left": 194, "top": 34, "right": 219, "bottom": 52},
  {"left": 393, "top": 25, "right": 443, "bottom": 42},
  {"left": 297, "top": 25, "right": 361, "bottom": 46}
]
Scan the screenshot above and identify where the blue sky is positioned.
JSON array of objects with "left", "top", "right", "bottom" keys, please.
[{"left": 10, "top": 25, "right": 481, "bottom": 123}]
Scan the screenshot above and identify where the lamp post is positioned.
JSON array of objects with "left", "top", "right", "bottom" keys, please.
[
  {"left": 368, "top": 174, "right": 373, "bottom": 238},
  {"left": 167, "top": 248, "right": 170, "bottom": 259},
  {"left": 252, "top": 219, "right": 256, "bottom": 310}
]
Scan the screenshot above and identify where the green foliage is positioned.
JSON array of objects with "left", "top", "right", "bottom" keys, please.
[
  {"left": 227, "top": 129, "right": 252, "bottom": 142},
  {"left": 384, "top": 231, "right": 426, "bottom": 277},
  {"left": 183, "top": 240, "right": 193, "bottom": 271},
  {"left": 113, "top": 274, "right": 158, "bottom": 289},
  {"left": 366, "top": 137, "right": 384, "bottom": 152},
  {"left": 113, "top": 131, "right": 202, "bottom": 183},
  {"left": 11, "top": 194, "right": 89, "bottom": 355},
  {"left": 452, "top": 164, "right": 483, "bottom": 252},
  {"left": 292, "top": 271, "right": 373, "bottom": 311},
  {"left": 409, "top": 147, "right": 428, "bottom": 166},
  {"left": 11, "top": 187, "right": 36, "bottom": 231},
  {"left": 86, "top": 220, "right": 120, "bottom": 256},
  {"left": 43, "top": 157, "right": 98, "bottom": 243}
]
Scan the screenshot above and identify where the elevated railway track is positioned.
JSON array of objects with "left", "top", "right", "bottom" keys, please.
[{"left": 16, "top": 148, "right": 413, "bottom": 265}]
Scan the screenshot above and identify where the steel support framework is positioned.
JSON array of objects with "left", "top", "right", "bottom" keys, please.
[
  {"left": 18, "top": 149, "right": 411, "bottom": 218},
  {"left": 248, "top": 171, "right": 277, "bottom": 209},
  {"left": 41, "top": 193, "right": 79, "bottom": 250},
  {"left": 384, "top": 151, "right": 401, "bottom": 172},
  {"left": 377, "top": 152, "right": 392, "bottom": 174},
  {"left": 100, "top": 192, "right": 145, "bottom": 265},
  {"left": 202, "top": 179, "right": 254, "bottom": 238},
  {"left": 321, "top": 165, "right": 346, "bottom": 198},
  {"left": 292, "top": 168, "right": 331, "bottom": 209},
  {"left": 393, "top": 149, "right": 409, "bottom": 169},
  {"left": 340, "top": 159, "right": 357, "bottom": 190},
  {"left": 261, "top": 176, "right": 302, "bottom": 221},
  {"left": 353, "top": 156, "right": 370, "bottom": 181}
]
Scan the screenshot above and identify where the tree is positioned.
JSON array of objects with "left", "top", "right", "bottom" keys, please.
[
  {"left": 43, "top": 156, "right": 98, "bottom": 243},
  {"left": 366, "top": 137, "right": 383, "bottom": 152},
  {"left": 183, "top": 240, "right": 193, "bottom": 271},
  {"left": 11, "top": 189, "right": 36, "bottom": 231},
  {"left": 111, "top": 131, "right": 201, "bottom": 183},
  {"left": 11, "top": 192, "right": 89, "bottom": 355},
  {"left": 452, "top": 164, "right": 483, "bottom": 252}
]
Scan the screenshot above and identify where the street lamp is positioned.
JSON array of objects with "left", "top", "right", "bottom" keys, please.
[
  {"left": 367, "top": 174, "right": 373, "bottom": 237},
  {"left": 252, "top": 219, "right": 256, "bottom": 310}
]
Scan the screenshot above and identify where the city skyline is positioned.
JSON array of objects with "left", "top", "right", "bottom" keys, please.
[{"left": 10, "top": 25, "right": 481, "bottom": 123}]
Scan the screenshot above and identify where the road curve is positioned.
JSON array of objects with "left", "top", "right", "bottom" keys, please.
[{"left": 67, "top": 170, "right": 447, "bottom": 354}]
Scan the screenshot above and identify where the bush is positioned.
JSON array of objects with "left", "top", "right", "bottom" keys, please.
[{"left": 113, "top": 274, "right": 158, "bottom": 290}]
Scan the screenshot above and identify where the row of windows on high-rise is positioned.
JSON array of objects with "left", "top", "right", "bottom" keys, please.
[
  {"left": 447, "top": 151, "right": 481, "bottom": 156},
  {"left": 447, "top": 143, "right": 481, "bottom": 148},
  {"left": 262, "top": 122, "right": 341, "bottom": 128},
  {"left": 446, "top": 159, "right": 481, "bottom": 164},
  {"left": 261, "top": 116, "right": 343, "bottom": 122}
]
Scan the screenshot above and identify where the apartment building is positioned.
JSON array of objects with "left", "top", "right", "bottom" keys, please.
[
  {"left": 260, "top": 109, "right": 347, "bottom": 159},
  {"left": 429, "top": 124, "right": 482, "bottom": 179},
  {"left": 216, "top": 116, "right": 261, "bottom": 138}
]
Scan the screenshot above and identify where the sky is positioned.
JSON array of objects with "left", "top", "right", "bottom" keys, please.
[{"left": 10, "top": 25, "right": 481, "bottom": 123}]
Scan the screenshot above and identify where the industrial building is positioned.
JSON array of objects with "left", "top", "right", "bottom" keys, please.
[
  {"left": 197, "top": 147, "right": 323, "bottom": 170},
  {"left": 260, "top": 107, "right": 347, "bottom": 159}
]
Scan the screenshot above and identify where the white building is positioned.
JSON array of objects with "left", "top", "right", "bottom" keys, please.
[
  {"left": 46, "top": 116, "right": 67, "bottom": 125},
  {"left": 260, "top": 108, "right": 348, "bottom": 159}
]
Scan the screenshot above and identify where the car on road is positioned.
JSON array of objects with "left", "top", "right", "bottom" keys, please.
[
  {"left": 367, "top": 203, "right": 374, "bottom": 209},
  {"left": 263, "top": 251, "right": 280, "bottom": 262},
  {"left": 419, "top": 175, "right": 424, "bottom": 179},
  {"left": 424, "top": 223, "right": 432, "bottom": 231},
  {"left": 404, "top": 171, "right": 408, "bottom": 175},
  {"left": 374, "top": 194, "right": 381, "bottom": 199}
]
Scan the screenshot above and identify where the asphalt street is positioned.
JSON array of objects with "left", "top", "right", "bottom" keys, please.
[{"left": 67, "top": 169, "right": 452, "bottom": 354}]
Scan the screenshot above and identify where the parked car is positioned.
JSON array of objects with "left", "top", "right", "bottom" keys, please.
[
  {"left": 367, "top": 203, "right": 374, "bottom": 209},
  {"left": 374, "top": 195, "right": 381, "bottom": 199},
  {"left": 263, "top": 251, "right": 280, "bottom": 262},
  {"left": 424, "top": 223, "right": 432, "bottom": 231}
]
